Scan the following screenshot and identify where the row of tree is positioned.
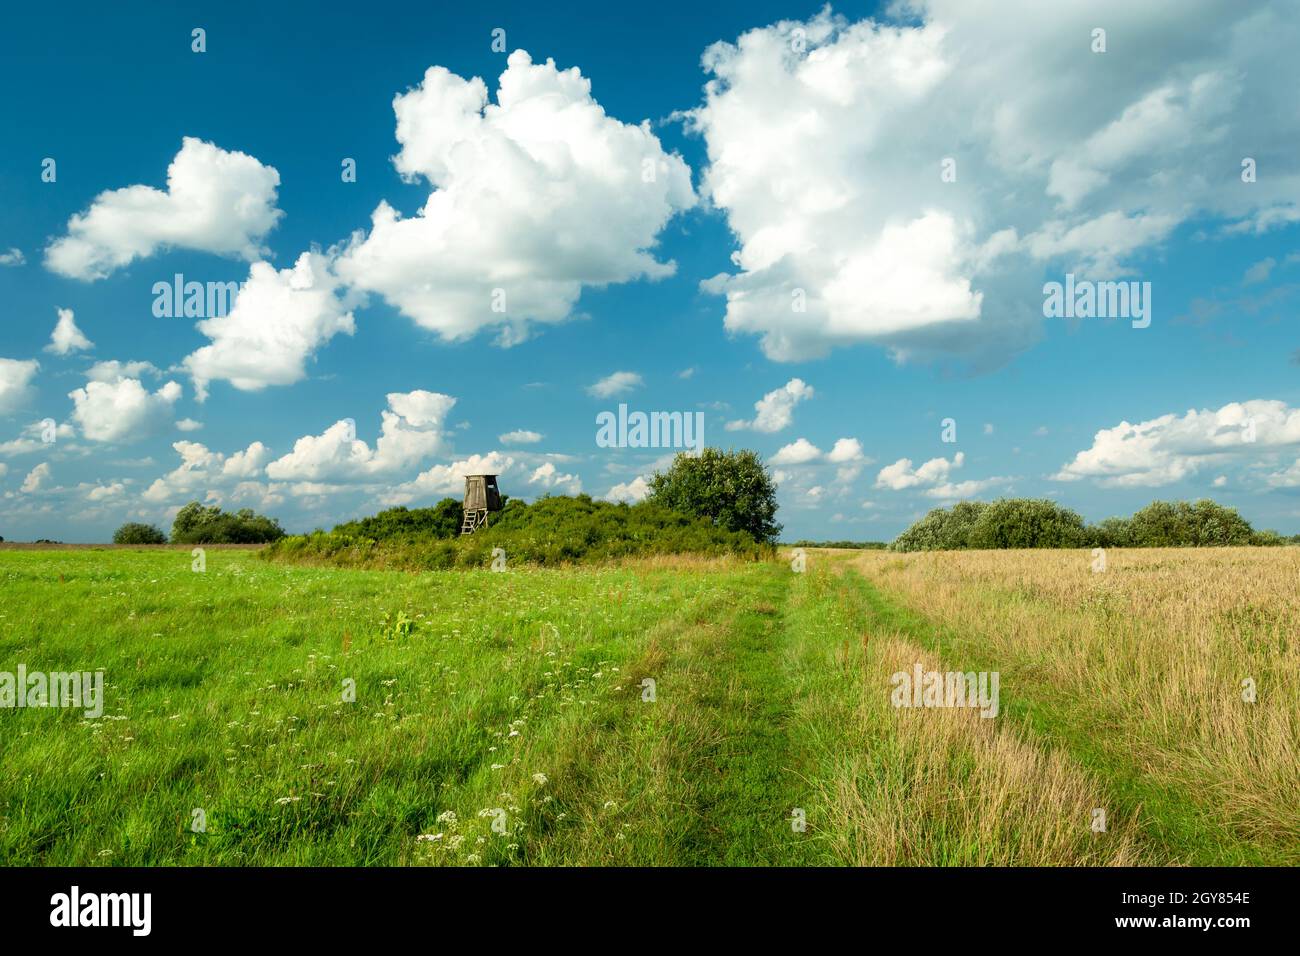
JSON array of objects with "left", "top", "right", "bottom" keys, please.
[
  {"left": 112, "top": 502, "right": 286, "bottom": 545},
  {"left": 891, "top": 498, "right": 1290, "bottom": 551}
]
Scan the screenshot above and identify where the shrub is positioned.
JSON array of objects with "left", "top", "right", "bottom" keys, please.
[
  {"left": 892, "top": 496, "right": 1272, "bottom": 551},
  {"left": 112, "top": 522, "right": 167, "bottom": 545},
  {"left": 1250, "top": 529, "right": 1287, "bottom": 546},
  {"left": 647, "top": 448, "right": 781, "bottom": 543},
  {"left": 1090, "top": 516, "right": 1133, "bottom": 548},
  {"left": 966, "top": 499, "right": 1089, "bottom": 550},
  {"left": 891, "top": 501, "right": 989, "bottom": 551},
  {"left": 171, "top": 502, "right": 286, "bottom": 544},
  {"left": 332, "top": 499, "right": 464, "bottom": 541},
  {"left": 1126, "top": 499, "right": 1253, "bottom": 547}
]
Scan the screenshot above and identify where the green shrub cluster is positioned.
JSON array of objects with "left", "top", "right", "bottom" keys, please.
[
  {"left": 262, "top": 494, "right": 770, "bottom": 570},
  {"left": 171, "top": 502, "right": 287, "bottom": 544},
  {"left": 331, "top": 499, "right": 465, "bottom": 541},
  {"left": 112, "top": 522, "right": 167, "bottom": 544},
  {"left": 892, "top": 497, "right": 1288, "bottom": 551}
]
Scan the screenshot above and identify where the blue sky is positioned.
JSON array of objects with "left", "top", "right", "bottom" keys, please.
[{"left": 3, "top": 0, "right": 1300, "bottom": 542}]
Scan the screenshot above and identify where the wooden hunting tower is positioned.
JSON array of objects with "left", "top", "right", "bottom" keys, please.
[{"left": 461, "top": 474, "right": 503, "bottom": 534}]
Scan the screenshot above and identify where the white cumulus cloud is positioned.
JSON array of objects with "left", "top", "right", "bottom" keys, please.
[
  {"left": 770, "top": 438, "right": 822, "bottom": 465},
  {"left": 529, "top": 461, "right": 582, "bottom": 494},
  {"left": 44, "top": 137, "right": 282, "bottom": 280},
  {"left": 605, "top": 475, "right": 650, "bottom": 503},
  {"left": 875, "top": 448, "right": 1008, "bottom": 498},
  {"left": 182, "top": 252, "right": 357, "bottom": 400},
  {"left": 689, "top": 2, "right": 1300, "bottom": 365},
  {"left": 587, "top": 371, "right": 643, "bottom": 399},
  {"left": 1054, "top": 399, "right": 1300, "bottom": 487},
  {"left": 44, "top": 308, "right": 94, "bottom": 356},
  {"left": 265, "top": 390, "right": 456, "bottom": 482},
  {"left": 726, "top": 378, "right": 813, "bottom": 432},
  {"left": 68, "top": 376, "right": 181, "bottom": 443},
  {"left": 21, "top": 462, "right": 51, "bottom": 493},
  {"left": 143, "top": 440, "right": 270, "bottom": 503},
  {"left": 335, "top": 50, "right": 695, "bottom": 347},
  {"left": 500, "top": 429, "right": 543, "bottom": 445}
]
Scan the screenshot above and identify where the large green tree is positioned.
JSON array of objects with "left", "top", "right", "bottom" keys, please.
[{"left": 646, "top": 448, "right": 781, "bottom": 543}]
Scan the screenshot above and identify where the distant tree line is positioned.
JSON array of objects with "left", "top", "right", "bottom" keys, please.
[
  {"left": 111, "top": 502, "right": 286, "bottom": 545},
  {"left": 892, "top": 498, "right": 1292, "bottom": 552},
  {"left": 785, "top": 540, "right": 889, "bottom": 550}
]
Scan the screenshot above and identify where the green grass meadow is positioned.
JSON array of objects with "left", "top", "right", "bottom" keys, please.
[{"left": 0, "top": 546, "right": 1292, "bottom": 866}]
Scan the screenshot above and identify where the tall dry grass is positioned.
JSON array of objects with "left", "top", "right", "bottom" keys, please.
[
  {"left": 815, "top": 635, "right": 1144, "bottom": 865},
  {"left": 853, "top": 548, "right": 1300, "bottom": 853}
]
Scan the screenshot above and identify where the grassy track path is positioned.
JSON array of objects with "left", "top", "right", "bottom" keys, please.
[{"left": 523, "top": 563, "right": 821, "bottom": 865}]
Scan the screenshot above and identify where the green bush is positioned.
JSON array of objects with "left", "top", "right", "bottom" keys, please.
[
  {"left": 112, "top": 522, "right": 167, "bottom": 545},
  {"left": 262, "top": 494, "right": 770, "bottom": 570},
  {"left": 647, "top": 448, "right": 781, "bottom": 543},
  {"left": 1090, "top": 516, "right": 1133, "bottom": 548},
  {"left": 892, "top": 496, "right": 1276, "bottom": 551},
  {"left": 891, "top": 501, "right": 989, "bottom": 551},
  {"left": 966, "top": 499, "right": 1089, "bottom": 550},
  {"left": 1125, "top": 499, "right": 1253, "bottom": 547},
  {"left": 171, "top": 502, "right": 286, "bottom": 544},
  {"left": 1249, "top": 529, "right": 1287, "bottom": 547},
  {"left": 331, "top": 499, "right": 464, "bottom": 541}
]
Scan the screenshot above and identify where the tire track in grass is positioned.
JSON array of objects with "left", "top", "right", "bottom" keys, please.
[
  {"left": 671, "top": 566, "right": 816, "bottom": 865},
  {"left": 518, "top": 562, "right": 819, "bottom": 865},
  {"left": 843, "top": 561, "right": 1278, "bottom": 866}
]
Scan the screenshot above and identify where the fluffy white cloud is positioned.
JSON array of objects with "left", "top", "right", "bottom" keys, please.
[
  {"left": 44, "top": 138, "right": 282, "bottom": 280},
  {"left": 335, "top": 50, "right": 695, "bottom": 346},
  {"left": 0, "top": 248, "right": 24, "bottom": 266},
  {"left": 0, "top": 359, "right": 39, "bottom": 416},
  {"left": 770, "top": 438, "right": 822, "bottom": 465},
  {"left": 21, "top": 462, "right": 51, "bottom": 493},
  {"left": 826, "top": 437, "right": 865, "bottom": 463},
  {"left": 44, "top": 308, "right": 94, "bottom": 356},
  {"left": 182, "top": 252, "right": 357, "bottom": 400},
  {"left": 176, "top": 418, "right": 203, "bottom": 432},
  {"left": 223, "top": 442, "right": 270, "bottom": 479},
  {"left": 1054, "top": 399, "right": 1300, "bottom": 487},
  {"left": 876, "top": 452, "right": 965, "bottom": 490},
  {"left": 83, "top": 481, "right": 126, "bottom": 502},
  {"left": 690, "top": 2, "right": 1300, "bottom": 364},
  {"left": 529, "top": 461, "right": 582, "bottom": 494},
  {"left": 875, "top": 450, "right": 1007, "bottom": 499},
  {"left": 587, "top": 371, "right": 643, "bottom": 399},
  {"left": 605, "top": 475, "right": 649, "bottom": 503},
  {"left": 68, "top": 376, "right": 181, "bottom": 443},
  {"left": 143, "top": 440, "right": 269, "bottom": 503},
  {"left": 500, "top": 429, "right": 543, "bottom": 444},
  {"left": 770, "top": 434, "right": 871, "bottom": 485},
  {"left": 726, "top": 378, "right": 813, "bottom": 432},
  {"left": 266, "top": 390, "right": 455, "bottom": 482}
]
